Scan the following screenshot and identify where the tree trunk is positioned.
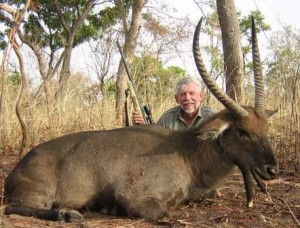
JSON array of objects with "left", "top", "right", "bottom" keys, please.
[
  {"left": 12, "top": 42, "right": 29, "bottom": 159},
  {"left": 54, "top": 0, "right": 94, "bottom": 99},
  {"left": 57, "top": 38, "right": 73, "bottom": 98},
  {"left": 8, "top": 0, "right": 31, "bottom": 158},
  {"left": 115, "top": 0, "right": 148, "bottom": 126},
  {"left": 216, "top": 0, "right": 244, "bottom": 103}
]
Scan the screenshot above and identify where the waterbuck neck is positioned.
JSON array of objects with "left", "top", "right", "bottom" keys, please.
[{"left": 181, "top": 136, "right": 235, "bottom": 190}]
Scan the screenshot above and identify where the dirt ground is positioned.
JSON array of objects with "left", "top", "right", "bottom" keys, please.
[{"left": 0, "top": 153, "right": 299, "bottom": 228}]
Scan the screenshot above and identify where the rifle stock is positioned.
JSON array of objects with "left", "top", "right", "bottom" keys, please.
[{"left": 127, "top": 81, "right": 144, "bottom": 118}]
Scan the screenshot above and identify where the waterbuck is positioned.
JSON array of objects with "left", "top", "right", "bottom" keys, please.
[{"left": 4, "top": 17, "right": 278, "bottom": 222}]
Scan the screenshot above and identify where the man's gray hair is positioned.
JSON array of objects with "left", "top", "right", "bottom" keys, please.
[{"left": 175, "top": 77, "right": 202, "bottom": 95}]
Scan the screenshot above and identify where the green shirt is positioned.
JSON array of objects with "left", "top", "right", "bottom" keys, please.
[{"left": 157, "top": 105, "right": 216, "bottom": 130}]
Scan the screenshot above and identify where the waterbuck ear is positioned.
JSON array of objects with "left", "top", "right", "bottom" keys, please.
[
  {"left": 265, "top": 109, "right": 278, "bottom": 118},
  {"left": 194, "top": 118, "right": 230, "bottom": 140}
]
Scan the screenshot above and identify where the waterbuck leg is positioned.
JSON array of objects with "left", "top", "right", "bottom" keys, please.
[
  {"left": 239, "top": 168, "right": 254, "bottom": 208},
  {"left": 251, "top": 170, "right": 267, "bottom": 194},
  {"left": 5, "top": 206, "right": 60, "bottom": 221},
  {"left": 58, "top": 209, "right": 84, "bottom": 222},
  {"left": 5, "top": 206, "right": 83, "bottom": 222},
  {"left": 119, "top": 195, "right": 168, "bottom": 221}
]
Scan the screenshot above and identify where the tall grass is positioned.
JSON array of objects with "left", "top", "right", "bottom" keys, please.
[
  {"left": 0, "top": 75, "right": 299, "bottom": 172},
  {"left": 0, "top": 76, "right": 175, "bottom": 151}
]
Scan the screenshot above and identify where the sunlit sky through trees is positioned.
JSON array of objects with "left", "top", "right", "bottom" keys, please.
[
  {"left": 72, "top": 0, "right": 299, "bottom": 80},
  {"left": 1, "top": 0, "right": 298, "bottom": 83}
]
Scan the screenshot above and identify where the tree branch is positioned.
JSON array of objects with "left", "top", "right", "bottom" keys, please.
[
  {"left": 71, "top": 0, "right": 95, "bottom": 33},
  {"left": 115, "top": 0, "right": 128, "bottom": 34},
  {"left": 53, "top": 0, "right": 71, "bottom": 34}
]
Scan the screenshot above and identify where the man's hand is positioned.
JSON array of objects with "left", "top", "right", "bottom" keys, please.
[{"left": 132, "top": 111, "right": 145, "bottom": 125}]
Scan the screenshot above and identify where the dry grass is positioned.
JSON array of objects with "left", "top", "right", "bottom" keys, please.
[{"left": 0, "top": 76, "right": 299, "bottom": 173}]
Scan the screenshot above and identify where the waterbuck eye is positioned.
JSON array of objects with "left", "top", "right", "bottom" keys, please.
[{"left": 237, "top": 127, "right": 251, "bottom": 139}]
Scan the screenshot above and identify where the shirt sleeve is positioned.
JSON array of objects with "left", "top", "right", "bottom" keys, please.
[{"left": 201, "top": 105, "right": 217, "bottom": 117}]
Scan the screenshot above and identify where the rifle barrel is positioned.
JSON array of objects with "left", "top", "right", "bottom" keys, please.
[{"left": 117, "top": 41, "right": 150, "bottom": 124}]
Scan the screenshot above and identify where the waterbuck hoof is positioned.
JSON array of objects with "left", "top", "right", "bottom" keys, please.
[
  {"left": 247, "top": 200, "right": 254, "bottom": 208},
  {"left": 58, "top": 209, "right": 83, "bottom": 223},
  {"left": 206, "top": 188, "right": 222, "bottom": 199}
]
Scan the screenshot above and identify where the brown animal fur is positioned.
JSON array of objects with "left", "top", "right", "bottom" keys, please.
[{"left": 4, "top": 107, "right": 277, "bottom": 222}]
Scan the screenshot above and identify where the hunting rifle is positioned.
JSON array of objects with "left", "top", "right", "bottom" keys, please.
[{"left": 117, "top": 41, "right": 154, "bottom": 125}]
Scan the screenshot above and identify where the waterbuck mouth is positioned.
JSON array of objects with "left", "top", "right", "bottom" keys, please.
[
  {"left": 252, "top": 166, "right": 277, "bottom": 180},
  {"left": 251, "top": 166, "right": 277, "bottom": 194}
]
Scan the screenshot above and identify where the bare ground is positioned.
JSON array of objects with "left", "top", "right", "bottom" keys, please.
[{"left": 0, "top": 153, "right": 299, "bottom": 228}]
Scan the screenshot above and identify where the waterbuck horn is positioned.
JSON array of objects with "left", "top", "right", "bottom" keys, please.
[
  {"left": 252, "top": 16, "right": 266, "bottom": 111},
  {"left": 193, "top": 17, "right": 249, "bottom": 118}
]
